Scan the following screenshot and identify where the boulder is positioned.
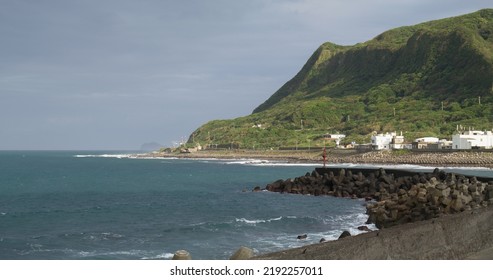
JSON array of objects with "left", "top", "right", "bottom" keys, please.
[
  {"left": 357, "top": 226, "right": 372, "bottom": 232},
  {"left": 297, "top": 234, "right": 308, "bottom": 240},
  {"left": 338, "top": 169, "right": 346, "bottom": 180},
  {"left": 230, "top": 246, "right": 254, "bottom": 260},
  {"left": 485, "top": 185, "right": 493, "bottom": 201},
  {"left": 436, "top": 183, "right": 447, "bottom": 190},
  {"left": 450, "top": 198, "right": 464, "bottom": 212},
  {"left": 429, "top": 177, "right": 438, "bottom": 186},
  {"left": 172, "top": 250, "right": 192, "bottom": 260},
  {"left": 446, "top": 173, "right": 456, "bottom": 183},
  {"left": 441, "top": 188, "right": 451, "bottom": 198},
  {"left": 417, "top": 192, "right": 428, "bottom": 203},
  {"left": 408, "top": 186, "right": 419, "bottom": 197},
  {"left": 338, "top": 231, "right": 351, "bottom": 239},
  {"left": 460, "top": 194, "right": 473, "bottom": 205},
  {"left": 263, "top": 168, "right": 492, "bottom": 232}
]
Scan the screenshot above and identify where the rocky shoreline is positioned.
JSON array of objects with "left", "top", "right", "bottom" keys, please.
[
  {"left": 327, "top": 150, "right": 493, "bottom": 168},
  {"left": 151, "top": 149, "right": 493, "bottom": 259},
  {"left": 144, "top": 149, "right": 493, "bottom": 168},
  {"left": 252, "top": 167, "right": 493, "bottom": 259},
  {"left": 252, "top": 204, "right": 493, "bottom": 260},
  {"left": 261, "top": 167, "right": 493, "bottom": 229}
]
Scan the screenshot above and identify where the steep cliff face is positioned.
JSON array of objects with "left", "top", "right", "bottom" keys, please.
[
  {"left": 254, "top": 9, "right": 493, "bottom": 113},
  {"left": 252, "top": 42, "right": 349, "bottom": 113},
  {"left": 190, "top": 9, "right": 493, "bottom": 148}
]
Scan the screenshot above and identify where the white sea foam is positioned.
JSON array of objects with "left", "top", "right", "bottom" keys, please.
[
  {"left": 235, "top": 216, "right": 283, "bottom": 224},
  {"left": 247, "top": 211, "right": 376, "bottom": 250},
  {"left": 225, "top": 159, "right": 269, "bottom": 165},
  {"left": 74, "top": 154, "right": 135, "bottom": 159},
  {"left": 251, "top": 162, "right": 322, "bottom": 167},
  {"left": 140, "top": 252, "right": 179, "bottom": 260},
  {"left": 224, "top": 159, "right": 322, "bottom": 167},
  {"left": 163, "top": 253, "right": 174, "bottom": 259}
]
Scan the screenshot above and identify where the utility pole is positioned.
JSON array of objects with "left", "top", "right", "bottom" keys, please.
[
  {"left": 322, "top": 147, "right": 327, "bottom": 168},
  {"left": 479, "top": 96, "right": 481, "bottom": 105},
  {"left": 441, "top": 101, "right": 444, "bottom": 111}
]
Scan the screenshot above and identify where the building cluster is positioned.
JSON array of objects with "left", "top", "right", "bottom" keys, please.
[
  {"left": 323, "top": 134, "right": 346, "bottom": 147},
  {"left": 324, "top": 129, "right": 493, "bottom": 151},
  {"left": 363, "top": 130, "right": 493, "bottom": 151}
]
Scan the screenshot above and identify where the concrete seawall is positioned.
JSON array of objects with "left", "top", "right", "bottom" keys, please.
[{"left": 253, "top": 205, "right": 493, "bottom": 260}]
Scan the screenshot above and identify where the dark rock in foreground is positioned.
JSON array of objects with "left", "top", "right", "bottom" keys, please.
[
  {"left": 260, "top": 167, "right": 493, "bottom": 229},
  {"left": 338, "top": 231, "right": 351, "bottom": 239}
]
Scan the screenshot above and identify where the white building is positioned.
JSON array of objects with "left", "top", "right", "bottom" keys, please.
[
  {"left": 324, "top": 134, "right": 346, "bottom": 147},
  {"left": 390, "top": 132, "right": 410, "bottom": 150},
  {"left": 414, "top": 137, "right": 440, "bottom": 143},
  {"left": 438, "top": 139, "right": 453, "bottom": 149},
  {"left": 452, "top": 130, "right": 493, "bottom": 149},
  {"left": 371, "top": 132, "right": 395, "bottom": 150},
  {"left": 412, "top": 137, "right": 439, "bottom": 150}
]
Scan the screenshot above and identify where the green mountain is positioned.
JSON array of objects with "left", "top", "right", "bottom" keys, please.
[{"left": 189, "top": 9, "right": 493, "bottom": 149}]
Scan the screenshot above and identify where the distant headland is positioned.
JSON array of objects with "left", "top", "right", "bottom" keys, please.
[{"left": 187, "top": 9, "right": 493, "bottom": 151}]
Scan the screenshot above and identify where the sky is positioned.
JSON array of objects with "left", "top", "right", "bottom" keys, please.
[{"left": 0, "top": 0, "right": 491, "bottom": 150}]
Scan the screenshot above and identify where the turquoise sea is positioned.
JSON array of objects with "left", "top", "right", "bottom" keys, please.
[{"left": 0, "top": 151, "right": 492, "bottom": 260}]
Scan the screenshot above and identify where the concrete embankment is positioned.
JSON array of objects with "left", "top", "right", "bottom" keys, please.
[{"left": 252, "top": 205, "right": 493, "bottom": 260}]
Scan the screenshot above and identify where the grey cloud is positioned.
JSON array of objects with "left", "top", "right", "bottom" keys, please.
[{"left": 0, "top": 0, "right": 491, "bottom": 149}]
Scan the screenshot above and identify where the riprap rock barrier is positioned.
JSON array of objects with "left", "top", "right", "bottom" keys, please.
[{"left": 259, "top": 167, "right": 493, "bottom": 229}]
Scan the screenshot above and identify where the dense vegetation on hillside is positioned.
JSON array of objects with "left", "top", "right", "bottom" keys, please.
[{"left": 189, "top": 9, "right": 493, "bottom": 149}]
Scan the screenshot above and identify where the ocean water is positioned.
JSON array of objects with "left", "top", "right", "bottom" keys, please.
[{"left": 0, "top": 151, "right": 491, "bottom": 260}]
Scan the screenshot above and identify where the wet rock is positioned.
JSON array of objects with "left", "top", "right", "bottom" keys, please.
[
  {"left": 261, "top": 168, "right": 491, "bottom": 230},
  {"left": 338, "top": 231, "right": 351, "bottom": 239},
  {"left": 357, "top": 226, "right": 372, "bottom": 232},
  {"left": 230, "top": 246, "right": 254, "bottom": 260},
  {"left": 297, "top": 234, "right": 307, "bottom": 240},
  {"left": 172, "top": 250, "right": 192, "bottom": 260}
]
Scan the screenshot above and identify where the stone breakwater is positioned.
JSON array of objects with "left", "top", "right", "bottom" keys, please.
[
  {"left": 260, "top": 168, "right": 493, "bottom": 229},
  {"left": 328, "top": 150, "right": 493, "bottom": 167}
]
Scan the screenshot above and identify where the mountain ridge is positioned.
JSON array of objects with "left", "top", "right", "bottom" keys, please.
[{"left": 189, "top": 9, "right": 493, "bottom": 149}]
